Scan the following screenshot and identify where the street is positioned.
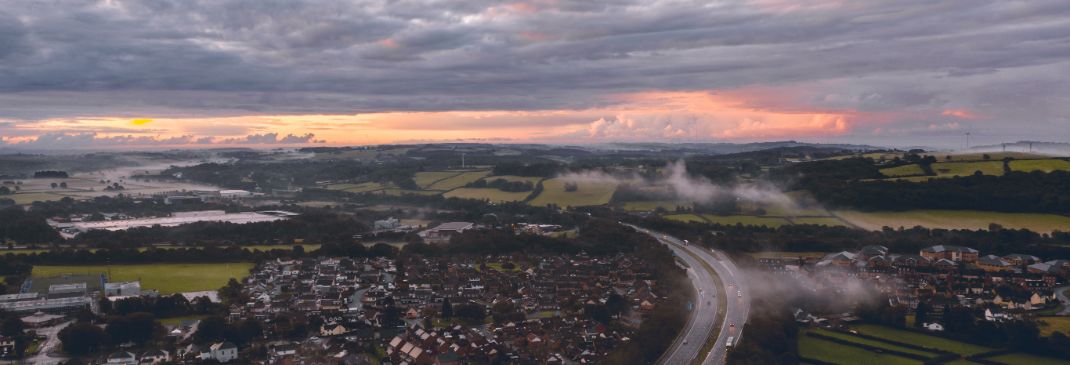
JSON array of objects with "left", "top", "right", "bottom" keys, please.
[{"left": 627, "top": 225, "right": 750, "bottom": 365}]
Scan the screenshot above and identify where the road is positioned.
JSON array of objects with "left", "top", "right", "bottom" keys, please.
[
  {"left": 17, "top": 321, "right": 72, "bottom": 365},
  {"left": 1055, "top": 285, "right": 1070, "bottom": 316},
  {"left": 628, "top": 225, "right": 750, "bottom": 365}
]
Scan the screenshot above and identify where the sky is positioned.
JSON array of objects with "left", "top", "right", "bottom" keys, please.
[{"left": 1, "top": 0, "right": 1069, "bottom": 149}]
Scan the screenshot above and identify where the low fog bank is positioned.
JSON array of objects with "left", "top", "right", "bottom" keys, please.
[
  {"left": 739, "top": 265, "right": 883, "bottom": 317},
  {"left": 558, "top": 160, "right": 803, "bottom": 211}
]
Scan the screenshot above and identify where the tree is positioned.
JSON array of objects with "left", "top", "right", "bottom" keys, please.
[
  {"left": 454, "top": 303, "right": 486, "bottom": 324},
  {"left": 218, "top": 278, "right": 244, "bottom": 305},
  {"left": 59, "top": 323, "right": 107, "bottom": 356},
  {"left": 441, "top": 297, "right": 453, "bottom": 319},
  {"left": 914, "top": 302, "right": 929, "bottom": 328},
  {"left": 194, "top": 316, "right": 228, "bottom": 344}
]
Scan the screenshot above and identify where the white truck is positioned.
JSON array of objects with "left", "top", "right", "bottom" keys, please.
[{"left": 726, "top": 336, "right": 735, "bottom": 348}]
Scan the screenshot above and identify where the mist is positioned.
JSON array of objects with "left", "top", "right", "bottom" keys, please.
[{"left": 558, "top": 160, "right": 801, "bottom": 209}]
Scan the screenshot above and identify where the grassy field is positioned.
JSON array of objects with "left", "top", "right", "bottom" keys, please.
[
  {"left": 428, "top": 170, "right": 492, "bottom": 190},
  {"left": 702, "top": 215, "right": 791, "bottom": 227},
  {"left": 851, "top": 324, "right": 992, "bottom": 356},
  {"left": 324, "top": 182, "right": 386, "bottom": 193},
  {"left": 987, "top": 353, "right": 1070, "bottom": 365},
  {"left": 413, "top": 171, "right": 462, "bottom": 189},
  {"left": 881, "top": 164, "right": 927, "bottom": 177},
  {"left": 381, "top": 188, "right": 442, "bottom": 196},
  {"left": 790, "top": 217, "right": 848, "bottom": 226},
  {"left": 799, "top": 334, "right": 922, "bottom": 365},
  {"left": 443, "top": 188, "right": 532, "bottom": 203},
  {"left": 1010, "top": 159, "right": 1070, "bottom": 173},
  {"left": 931, "top": 161, "right": 1005, "bottom": 177},
  {"left": 1038, "top": 316, "right": 1070, "bottom": 337},
  {"left": 8, "top": 192, "right": 70, "bottom": 205},
  {"left": 528, "top": 178, "right": 617, "bottom": 207},
  {"left": 809, "top": 328, "right": 941, "bottom": 358},
  {"left": 663, "top": 214, "right": 707, "bottom": 223},
  {"left": 159, "top": 314, "right": 209, "bottom": 326},
  {"left": 835, "top": 210, "right": 1070, "bottom": 233},
  {"left": 32, "top": 263, "right": 255, "bottom": 294},
  {"left": 482, "top": 175, "right": 544, "bottom": 184},
  {"left": 620, "top": 200, "right": 692, "bottom": 212}
]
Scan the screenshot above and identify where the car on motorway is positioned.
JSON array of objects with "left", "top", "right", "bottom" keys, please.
[
  {"left": 726, "top": 336, "right": 735, "bottom": 348},
  {"left": 737, "top": 290, "right": 742, "bottom": 297},
  {"left": 682, "top": 339, "right": 688, "bottom": 345}
]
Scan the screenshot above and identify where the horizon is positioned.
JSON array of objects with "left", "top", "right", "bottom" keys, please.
[{"left": 2, "top": 1, "right": 1069, "bottom": 149}]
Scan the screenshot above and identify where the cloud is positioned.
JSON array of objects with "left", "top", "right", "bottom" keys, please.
[
  {"left": 5, "top": 131, "right": 322, "bottom": 149},
  {"left": 0, "top": 0, "right": 1067, "bottom": 147}
]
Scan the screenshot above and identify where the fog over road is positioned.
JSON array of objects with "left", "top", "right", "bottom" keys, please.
[{"left": 627, "top": 225, "right": 750, "bottom": 365}]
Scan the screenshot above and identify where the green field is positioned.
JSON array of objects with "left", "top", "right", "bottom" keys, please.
[
  {"left": 1038, "top": 316, "right": 1070, "bottom": 337},
  {"left": 987, "top": 353, "right": 1070, "bottom": 365},
  {"left": 8, "top": 192, "right": 70, "bottom": 205},
  {"left": 32, "top": 263, "right": 255, "bottom": 294},
  {"left": 702, "top": 215, "right": 790, "bottom": 227},
  {"left": 851, "top": 324, "right": 992, "bottom": 356},
  {"left": 799, "top": 334, "right": 921, "bottom": 365},
  {"left": 1010, "top": 159, "right": 1070, "bottom": 173},
  {"left": 835, "top": 210, "right": 1070, "bottom": 233},
  {"left": 931, "top": 161, "right": 1005, "bottom": 177},
  {"left": 809, "top": 328, "right": 941, "bottom": 358},
  {"left": 620, "top": 200, "right": 692, "bottom": 212},
  {"left": 324, "top": 182, "right": 386, "bottom": 193},
  {"left": 413, "top": 171, "right": 462, "bottom": 189},
  {"left": 790, "top": 217, "right": 848, "bottom": 226},
  {"left": 428, "top": 170, "right": 492, "bottom": 190},
  {"left": 443, "top": 188, "right": 532, "bottom": 203},
  {"left": 528, "top": 178, "right": 617, "bottom": 208},
  {"left": 381, "top": 188, "right": 442, "bottom": 196},
  {"left": 663, "top": 214, "right": 707, "bottom": 223},
  {"left": 482, "top": 175, "right": 544, "bottom": 184},
  {"left": 881, "top": 164, "right": 927, "bottom": 177}
]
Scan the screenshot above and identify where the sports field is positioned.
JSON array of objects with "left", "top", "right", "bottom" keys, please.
[
  {"left": 835, "top": 210, "right": 1070, "bottom": 233},
  {"left": 528, "top": 178, "right": 617, "bottom": 207},
  {"left": 32, "top": 263, "right": 255, "bottom": 294},
  {"left": 443, "top": 188, "right": 532, "bottom": 203}
]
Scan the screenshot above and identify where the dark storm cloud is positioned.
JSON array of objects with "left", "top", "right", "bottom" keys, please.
[{"left": 0, "top": 0, "right": 1069, "bottom": 144}]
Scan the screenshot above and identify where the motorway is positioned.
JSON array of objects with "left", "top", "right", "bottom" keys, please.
[{"left": 628, "top": 225, "right": 750, "bottom": 365}]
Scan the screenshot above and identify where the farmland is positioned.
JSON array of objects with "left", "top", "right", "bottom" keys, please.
[
  {"left": 482, "top": 175, "right": 544, "bottom": 184},
  {"left": 428, "top": 170, "right": 492, "bottom": 190},
  {"left": 527, "top": 178, "right": 617, "bottom": 207},
  {"left": 850, "top": 324, "right": 992, "bottom": 356},
  {"left": 702, "top": 215, "right": 791, "bottom": 228},
  {"left": 323, "top": 182, "right": 386, "bottom": 193},
  {"left": 1010, "top": 159, "right": 1070, "bottom": 173},
  {"left": 799, "top": 333, "right": 921, "bottom": 365},
  {"left": 1038, "top": 316, "right": 1070, "bottom": 337},
  {"left": 662, "top": 214, "right": 707, "bottom": 223},
  {"left": 620, "top": 200, "right": 692, "bottom": 212},
  {"left": 987, "top": 353, "right": 1070, "bottom": 365},
  {"left": 32, "top": 263, "right": 255, "bottom": 294},
  {"left": 413, "top": 171, "right": 464, "bottom": 189},
  {"left": 443, "top": 188, "right": 532, "bottom": 203},
  {"left": 835, "top": 210, "right": 1070, "bottom": 233}
]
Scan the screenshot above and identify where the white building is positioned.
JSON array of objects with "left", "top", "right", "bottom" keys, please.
[{"left": 105, "top": 281, "right": 141, "bottom": 297}]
